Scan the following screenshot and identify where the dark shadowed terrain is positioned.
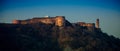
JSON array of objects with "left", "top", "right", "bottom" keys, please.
[{"left": 0, "top": 23, "right": 120, "bottom": 51}]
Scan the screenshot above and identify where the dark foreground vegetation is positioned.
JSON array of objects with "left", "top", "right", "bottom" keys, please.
[{"left": 0, "top": 23, "right": 120, "bottom": 51}]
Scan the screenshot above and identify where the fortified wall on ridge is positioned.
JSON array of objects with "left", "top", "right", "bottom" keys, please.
[
  {"left": 12, "top": 16, "right": 65, "bottom": 27},
  {"left": 12, "top": 16, "right": 100, "bottom": 29}
]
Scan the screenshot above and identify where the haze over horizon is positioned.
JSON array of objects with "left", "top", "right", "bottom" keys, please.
[{"left": 0, "top": 0, "right": 120, "bottom": 38}]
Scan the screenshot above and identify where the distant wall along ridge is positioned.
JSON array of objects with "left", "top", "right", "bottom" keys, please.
[{"left": 12, "top": 16, "right": 99, "bottom": 29}]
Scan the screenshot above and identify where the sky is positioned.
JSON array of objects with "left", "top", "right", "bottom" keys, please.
[{"left": 0, "top": 0, "right": 120, "bottom": 38}]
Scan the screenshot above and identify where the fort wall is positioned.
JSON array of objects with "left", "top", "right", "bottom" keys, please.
[
  {"left": 12, "top": 16, "right": 65, "bottom": 27},
  {"left": 12, "top": 16, "right": 100, "bottom": 28}
]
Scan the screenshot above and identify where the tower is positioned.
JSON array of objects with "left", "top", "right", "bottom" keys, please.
[
  {"left": 96, "top": 19, "right": 99, "bottom": 28},
  {"left": 55, "top": 16, "right": 65, "bottom": 27}
]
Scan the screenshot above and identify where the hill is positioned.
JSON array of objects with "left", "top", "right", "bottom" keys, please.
[{"left": 0, "top": 23, "right": 120, "bottom": 51}]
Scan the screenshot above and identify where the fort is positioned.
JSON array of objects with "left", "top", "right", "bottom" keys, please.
[
  {"left": 12, "top": 16, "right": 65, "bottom": 27},
  {"left": 12, "top": 16, "right": 99, "bottom": 28}
]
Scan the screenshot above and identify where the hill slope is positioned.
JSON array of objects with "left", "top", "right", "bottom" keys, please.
[{"left": 0, "top": 23, "right": 120, "bottom": 51}]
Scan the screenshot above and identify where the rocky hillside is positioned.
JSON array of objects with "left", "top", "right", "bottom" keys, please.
[{"left": 0, "top": 23, "right": 120, "bottom": 51}]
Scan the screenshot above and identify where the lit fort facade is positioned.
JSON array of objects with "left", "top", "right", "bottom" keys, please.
[
  {"left": 12, "top": 16, "right": 65, "bottom": 27},
  {"left": 12, "top": 16, "right": 99, "bottom": 29},
  {"left": 76, "top": 20, "right": 100, "bottom": 28}
]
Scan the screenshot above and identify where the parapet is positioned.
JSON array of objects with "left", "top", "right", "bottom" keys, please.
[
  {"left": 56, "top": 16, "right": 65, "bottom": 18},
  {"left": 12, "top": 16, "right": 66, "bottom": 27},
  {"left": 77, "top": 22, "right": 95, "bottom": 27},
  {"left": 85, "top": 23, "right": 95, "bottom": 27}
]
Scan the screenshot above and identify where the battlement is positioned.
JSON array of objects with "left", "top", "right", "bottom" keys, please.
[
  {"left": 12, "top": 16, "right": 100, "bottom": 28},
  {"left": 12, "top": 16, "right": 65, "bottom": 27},
  {"left": 77, "top": 22, "right": 95, "bottom": 27},
  {"left": 74, "top": 19, "right": 100, "bottom": 31}
]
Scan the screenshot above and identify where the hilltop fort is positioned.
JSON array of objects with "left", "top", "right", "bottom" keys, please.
[
  {"left": 1, "top": 16, "right": 119, "bottom": 51},
  {"left": 12, "top": 16, "right": 100, "bottom": 31},
  {"left": 12, "top": 16, "right": 65, "bottom": 27}
]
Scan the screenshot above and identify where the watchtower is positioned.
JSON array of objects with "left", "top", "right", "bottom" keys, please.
[{"left": 96, "top": 19, "right": 99, "bottom": 28}]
